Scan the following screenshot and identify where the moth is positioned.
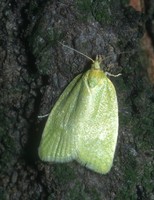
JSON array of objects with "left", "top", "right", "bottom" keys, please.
[{"left": 38, "top": 44, "right": 119, "bottom": 174}]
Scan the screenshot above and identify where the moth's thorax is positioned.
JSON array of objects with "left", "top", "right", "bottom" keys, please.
[{"left": 85, "top": 68, "right": 106, "bottom": 88}]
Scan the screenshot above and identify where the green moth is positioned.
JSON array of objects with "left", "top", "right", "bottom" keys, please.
[{"left": 38, "top": 50, "right": 118, "bottom": 174}]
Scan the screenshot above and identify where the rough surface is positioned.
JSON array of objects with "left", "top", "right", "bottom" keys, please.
[{"left": 0, "top": 0, "right": 153, "bottom": 199}]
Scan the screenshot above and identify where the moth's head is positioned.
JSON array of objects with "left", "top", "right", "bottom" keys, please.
[{"left": 91, "top": 55, "right": 102, "bottom": 70}]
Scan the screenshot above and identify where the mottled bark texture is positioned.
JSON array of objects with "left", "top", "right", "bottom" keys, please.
[{"left": 0, "top": 0, "right": 153, "bottom": 200}]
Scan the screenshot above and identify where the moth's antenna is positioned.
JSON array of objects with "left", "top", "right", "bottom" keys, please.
[
  {"left": 59, "top": 42, "right": 95, "bottom": 63},
  {"left": 101, "top": 51, "right": 133, "bottom": 62}
]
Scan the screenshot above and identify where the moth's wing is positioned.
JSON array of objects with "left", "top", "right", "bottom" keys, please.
[
  {"left": 75, "top": 77, "right": 118, "bottom": 174},
  {"left": 38, "top": 74, "right": 83, "bottom": 162}
]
